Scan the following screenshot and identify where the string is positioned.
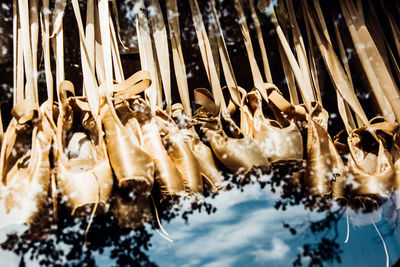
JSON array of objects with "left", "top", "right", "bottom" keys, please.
[
  {"left": 371, "top": 217, "right": 389, "bottom": 267},
  {"left": 83, "top": 172, "right": 101, "bottom": 246},
  {"left": 344, "top": 208, "right": 350, "bottom": 243},
  {"left": 149, "top": 195, "right": 173, "bottom": 243}
]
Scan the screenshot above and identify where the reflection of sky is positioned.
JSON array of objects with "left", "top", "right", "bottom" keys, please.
[
  {"left": 147, "top": 183, "right": 400, "bottom": 267},
  {"left": 1, "top": 180, "right": 400, "bottom": 266}
]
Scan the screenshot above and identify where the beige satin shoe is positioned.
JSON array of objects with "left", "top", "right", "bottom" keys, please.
[
  {"left": 171, "top": 105, "right": 224, "bottom": 191},
  {"left": 155, "top": 108, "right": 203, "bottom": 194},
  {"left": 101, "top": 102, "right": 154, "bottom": 195},
  {"left": 194, "top": 88, "right": 270, "bottom": 173},
  {"left": 0, "top": 99, "right": 52, "bottom": 226},
  {"left": 333, "top": 118, "right": 396, "bottom": 203},
  {"left": 252, "top": 91, "right": 342, "bottom": 195},
  {"left": 101, "top": 70, "right": 156, "bottom": 195},
  {"left": 55, "top": 81, "right": 113, "bottom": 216},
  {"left": 128, "top": 98, "right": 185, "bottom": 199},
  {"left": 188, "top": 130, "right": 224, "bottom": 190},
  {"left": 241, "top": 87, "right": 303, "bottom": 163},
  {"left": 304, "top": 102, "right": 345, "bottom": 196},
  {"left": 347, "top": 122, "right": 395, "bottom": 200}
]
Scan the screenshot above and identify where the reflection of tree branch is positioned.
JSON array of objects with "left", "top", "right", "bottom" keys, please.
[
  {"left": 283, "top": 210, "right": 343, "bottom": 266},
  {"left": 292, "top": 238, "right": 343, "bottom": 267},
  {"left": 0, "top": 182, "right": 222, "bottom": 267},
  {"left": 269, "top": 161, "right": 345, "bottom": 266},
  {"left": 332, "top": 216, "right": 340, "bottom": 241},
  {"left": 1, "top": 199, "right": 158, "bottom": 267},
  {"left": 0, "top": 163, "right": 351, "bottom": 267},
  {"left": 0, "top": 162, "right": 345, "bottom": 267}
]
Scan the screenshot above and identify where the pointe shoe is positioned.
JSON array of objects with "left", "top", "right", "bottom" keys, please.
[
  {"left": 128, "top": 98, "right": 185, "bottom": 199},
  {"left": 55, "top": 81, "right": 113, "bottom": 216},
  {"left": 196, "top": 114, "right": 270, "bottom": 173},
  {"left": 347, "top": 120, "right": 395, "bottom": 200},
  {"left": 101, "top": 102, "right": 154, "bottom": 194},
  {"left": 253, "top": 89, "right": 343, "bottom": 195},
  {"left": 333, "top": 118, "right": 397, "bottom": 202},
  {"left": 194, "top": 88, "right": 270, "bottom": 173},
  {"left": 304, "top": 102, "right": 345, "bottom": 196},
  {"left": 0, "top": 99, "right": 52, "bottom": 226},
  {"left": 155, "top": 108, "right": 203, "bottom": 194},
  {"left": 241, "top": 86, "right": 303, "bottom": 163},
  {"left": 171, "top": 105, "right": 224, "bottom": 191},
  {"left": 186, "top": 128, "right": 224, "bottom": 190},
  {"left": 101, "top": 70, "right": 156, "bottom": 194}
]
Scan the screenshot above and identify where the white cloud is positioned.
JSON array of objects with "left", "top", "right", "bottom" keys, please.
[
  {"left": 202, "top": 256, "right": 239, "bottom": 267},
  {"left": 252, "top": 238, "right": 290, "bottom": 262}
]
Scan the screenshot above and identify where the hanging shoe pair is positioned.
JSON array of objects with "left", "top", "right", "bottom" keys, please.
[
  {"left": 266, "top": 94, "right": 344, "bottom": 196},
  {"left": 171, "top": 104, "right": 223, "bottom": 191},
  {"left": 127, "top": 97, "right": 185, "bottom": 200},
  {"left": 333, "top": 117, "right": 396, "bottom": 210},
  {"left": 0, "top": 99, "right": 53, "bottom": 226},
  {"left": 193, "top": 88, "right": 270, "bottom": 174},
  {"left": 55, "top": 81, "right": 113, "bottom": 217},
  {"left": 100, "top": 70, "right": 155, "bottom": 196},
  {"left": 154, "top": 108, "right": 203, "bottom": 194},
  {"left": 240, "top": 84, "right": 303, "bottom": 164},
  {"left": 243, "top": 85, "right": 341, "bottom": 196}
]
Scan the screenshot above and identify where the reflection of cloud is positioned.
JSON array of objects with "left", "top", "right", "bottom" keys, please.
[
  {"left": 202, "top": 256, "right": 239, "bottom": 267},
  {"left": 150, "top": 181, "right": 324, "bottom": 266},
  {"left": 178, "top": 208, "right": 269, "bottom": 257},
  {"left": 252, "top": 238, "right": 290, "bottom": 262},
  {"left": 174, "top": 206, "right": 311, "bottom": 260},
  {"left": 349, "top": 208, "right": 382, "bottom": 226},
  {"left": 164, "top": 183, "right": 271, "bottom": 229}
]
